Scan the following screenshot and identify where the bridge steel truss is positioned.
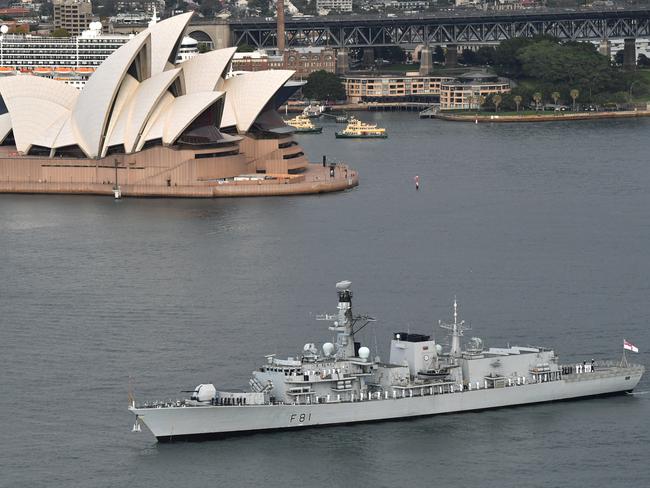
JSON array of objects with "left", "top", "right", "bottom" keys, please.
[{"left": 228, "top": 9, "right": 650, "bottom": 49}]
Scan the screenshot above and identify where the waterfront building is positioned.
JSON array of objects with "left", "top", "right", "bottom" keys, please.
[
  {"left": 439, "top": 72, "right": 511, "bottom": 110},
  {"left": 53, "top": 0, "right": 93, "bottom": 36},
  {"left": 343, "top": 73, "right": 455, "bottom": 104},
  {"left": 232, "top": 47, "right": 336, "bottom": 79},
  {"left": 383, "top": 0, "right": 435, "bottom": 9},
  {"left": 316, "top": 0, "right": 353, "bottom": 13},
  {"left": 116, "top": 0, "right": 165, "bottom": 14},
  {"left": 0, "top": 13, "right": 353, "bottom": 197}
]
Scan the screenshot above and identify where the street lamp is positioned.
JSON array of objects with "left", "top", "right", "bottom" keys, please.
[{"left": 628, "top": 80, "right": 640, "bottom": 102}]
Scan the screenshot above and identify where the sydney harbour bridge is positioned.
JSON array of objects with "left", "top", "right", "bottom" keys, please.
[{"left": 188, "top": 6, "right": 650, "bottom": 50}]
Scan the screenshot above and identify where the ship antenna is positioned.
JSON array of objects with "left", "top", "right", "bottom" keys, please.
[
  {"left": 439, "top": 297, "right": 470, "bottom": 358},
  {"left": 128, "top": 376, "right": 135, "bottom": 408}
]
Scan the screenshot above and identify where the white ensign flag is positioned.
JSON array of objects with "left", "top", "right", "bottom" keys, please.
[{"left": 624, "top": 340, "right": 639, "bottom": 353}]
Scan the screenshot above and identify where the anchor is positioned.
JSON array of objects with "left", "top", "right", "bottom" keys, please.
[{"left": 132, "top": 415, "right": 141, "bottom": 433}]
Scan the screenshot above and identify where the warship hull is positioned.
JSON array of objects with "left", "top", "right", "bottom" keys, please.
[{"left": 131, "top": 365, "right": 643, "bottom": 441}]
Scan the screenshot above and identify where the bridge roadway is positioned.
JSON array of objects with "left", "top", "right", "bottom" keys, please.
[{"left": 186, "top": 6, "right": 650, "bottom": 49}]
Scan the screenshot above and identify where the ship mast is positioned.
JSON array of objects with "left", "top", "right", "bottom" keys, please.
[
  {"left": 328, "top": 280, "right": 355, "bottom": 358},
  {"left": 439, "top": 298, "right": 469, "bottom": 358}
]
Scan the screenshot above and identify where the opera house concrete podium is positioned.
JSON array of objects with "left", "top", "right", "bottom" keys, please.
[{"left": 0, "top": 13, "right": 357, "bottom": 197}]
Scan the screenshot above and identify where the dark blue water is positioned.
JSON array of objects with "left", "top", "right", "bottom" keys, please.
[{"left": 1, "top": 113, "right": 648, "bottom": 487}]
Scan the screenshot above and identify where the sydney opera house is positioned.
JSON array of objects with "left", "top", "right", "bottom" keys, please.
[{"left": 0, "top": 13, "right": 357, "bottom": 197}]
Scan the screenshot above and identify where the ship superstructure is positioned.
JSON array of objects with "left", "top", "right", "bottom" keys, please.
[
  {"left": 335, "top": 118, "right": 387, "bottom": 138},
  {"left": 129, "top": 281, "right": 644, "bottom": 441},
  {"left": 284, "top": 114, "right": 322, "bottom": 133},
  {"left": 0, "top": 22, "right": 130, "bottom": 87}
]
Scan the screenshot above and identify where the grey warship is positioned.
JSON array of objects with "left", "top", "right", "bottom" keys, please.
[{"left": 129, "top": 281, "right": 644, "bottom": 441}]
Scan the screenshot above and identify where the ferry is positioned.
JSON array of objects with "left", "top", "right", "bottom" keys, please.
[
  {"left": 303, "top": 104, "right": 324, "bottom": 118},
  {"left": 285, "top": 115, "right": 323, "bottom": 133},
  {"left": 335, "top": 118, "right": 387, "bottom": 139}
]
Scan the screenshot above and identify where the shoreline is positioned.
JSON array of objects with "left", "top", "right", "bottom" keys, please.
[
  {"left": 430, "top": 110, "right": 650, "bottom": 123},
  {"left": 0, "top": 163, "right": 359, "bottom": 198}
]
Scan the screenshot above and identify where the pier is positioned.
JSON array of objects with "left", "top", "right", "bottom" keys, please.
[{"left": 0, "top": 163, "right": 358, "bottom": 198}]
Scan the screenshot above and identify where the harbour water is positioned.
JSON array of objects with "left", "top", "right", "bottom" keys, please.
[{"left": 1, "top": 113, "right": 649, "bottom": 487}]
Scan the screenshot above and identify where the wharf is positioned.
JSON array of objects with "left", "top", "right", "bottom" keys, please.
[
  {"left": 0, "top": 163, "right": 358, "bottom": 198},
  {"left": 422, "top": 109, "right": 650, "bottom": 122},
  {"left": 282, "top": 102, "right": 431, "bottom": 113}
]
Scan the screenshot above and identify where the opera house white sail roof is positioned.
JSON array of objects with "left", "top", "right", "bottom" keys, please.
[{"left": 0, "top": 12, "right": 295, "bottom": 159}]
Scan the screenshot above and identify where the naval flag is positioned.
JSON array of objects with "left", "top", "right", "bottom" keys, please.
[{"left": 624, "top": 340, "right": 639, "bottom": 353}]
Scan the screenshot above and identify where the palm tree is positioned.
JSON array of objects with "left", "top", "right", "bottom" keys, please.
[
  {"left": 551, "top": 91, "right": 561, "bottom": 115},
  {"left": 532, "top": 92, "right": 542, "bottom": 111},
  {"left": 551, "top": 91, "right": 560, "bottom": 105},
  {"left": 570, "top": 89, "right": 579, "bottom": 111},
  {"left": 514, "top": 95, "right": 522, "bottom": 112},
  {"left": 493, "top": 94, "right": 502, "bottom": 112},
  {"left": 468, "top": 94, "right": 478, "bottom": 110}
]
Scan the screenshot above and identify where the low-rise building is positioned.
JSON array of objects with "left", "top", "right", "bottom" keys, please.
[
  {"left": 317, "top": 0, "right": 353, "bottom": 13},
  {"left": 232, "top": 47, "right": 336, "bottom": 79},
  {"left": 284, "top": 47, "right": 336, "bottom": 79},
  {"left": 439, "top": 72, "right": 511, "bottom": 110},
  {"left": 343, "top": 73, "right": 455, "bottom": 103}
]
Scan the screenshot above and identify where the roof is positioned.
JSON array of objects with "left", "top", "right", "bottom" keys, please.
[
  {"left": 72, "top": 30, "right": 151, "bottom": 157},
  {"left": 0, "top": 13, "right": 299, "bottom": 159},
  {"left": 221, "top": 70, "right": 295, "bottom": 132},
  {"left": 181, "top": 47, "right": 236, "bottom": 94},
  {"left": 148, "top": 12, "right": 193, "bottom": 75}
]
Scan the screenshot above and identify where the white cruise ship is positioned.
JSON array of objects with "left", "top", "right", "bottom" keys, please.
[{"left": 0, "top": 14, "right": 198, "bottom": 88}]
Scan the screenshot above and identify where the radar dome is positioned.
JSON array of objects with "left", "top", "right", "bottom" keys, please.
[
  {"left": 435, "top": 344, "right": 443, "bottom": 355},
  {"left": 322, "top": 342, "right": 335, "bottom": 357},
  {"left": 0, "top": 25, "right": 8, "bottom": 34},
  {"left": 336, "top": 280, "right": 352, "bottom": 291},
  {"left": 358, "top": 346, "right": 370, "bottom": 361},
  {"left": 89, "top": 21, "right": 102, "bottom": 31}
]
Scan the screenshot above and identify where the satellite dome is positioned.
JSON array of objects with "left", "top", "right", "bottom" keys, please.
[
  {"left": 322, "top": 342, "right": 335, "bottom": 357},
  {"left": 435, "top": 344, "right": 443, "bottom": 355},
  {"left": 0, "top": 25, "right": 8, "bottom": 34},
  {"left": 358, "top": 346, "right": 370, "bottom": 361}
]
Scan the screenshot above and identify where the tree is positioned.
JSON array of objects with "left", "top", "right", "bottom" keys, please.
[
  {"left": 478, "top": 95, "right": 486, "bottom": 111},
  {"left": 237, "top": 44, "right": 256, "bottom": 53},
  {"left": 51, "top": 28, "right": 70, "bottom": 37},
  {"left": 492, "top": 37, "right": 535, "bottom": 78},
  {"left": 492, "top": 94, "right": 502, "bottom": 112},
  {"left": 514, "top": 95, "right": 523, "bottom": 112},
  {"left": 570, "top": 89, "right": 579, "bottom": 111},
  {"left": 551, "top": 91, "right": 560, "bottom": 105},
  {"left": 459, "top": 49, "right": 479, "bottom": 66},
  {"left": 468, "top": 94, "right": 478, "bottom": 110},
  {"left": 476, "top": 46, "right": 496, "bottom": 66},
  {"left": 303, "top": 70, "right": 346, "bottom": 101},
  {"left": 433, "top": 46, "right": 445, "bottom": 63},
  {"left": 615, "top": 50, "right": 625, "bottom": 66},
  {"left": 533, "top": 92, "right": 542, "bottom": 110},
  {"left": 638, "top": 54, "right": 650, "bottom": 68},
  {"left": 375, "top": 46, "right": 405, "bottom": 64}
]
